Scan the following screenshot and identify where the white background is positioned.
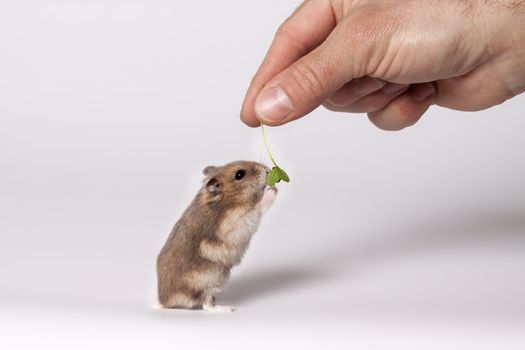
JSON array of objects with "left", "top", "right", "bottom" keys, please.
[{"left": 1, "top": 1, "right": 524, "bottom": 349}]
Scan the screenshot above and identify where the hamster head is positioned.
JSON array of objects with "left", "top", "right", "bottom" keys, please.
[{"left": 201, "top": 161, "right": 270, "bottom": 208}]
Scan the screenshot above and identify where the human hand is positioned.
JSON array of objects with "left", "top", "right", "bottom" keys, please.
[{"left": 240, "top": 0, "right": 525, "bottom": 130}]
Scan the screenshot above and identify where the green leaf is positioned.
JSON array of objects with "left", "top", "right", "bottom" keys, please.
[
  {"left": 266, "top": 166, "right": 290, "bottom": 186},
  {"left": 266, "top": 167, "right": 281, "bottom": 187},
  {"left": 274, "top": 166, "right": 290, "bottom": 182}
]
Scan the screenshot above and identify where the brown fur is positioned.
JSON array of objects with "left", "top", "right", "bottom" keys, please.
[{"left": 156, "top": 161, "right": 271, "bottom": 309}]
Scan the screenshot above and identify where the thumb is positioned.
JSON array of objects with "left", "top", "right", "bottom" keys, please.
[{"left": 254, "top": 20, "right": 371, "bottom": 126}]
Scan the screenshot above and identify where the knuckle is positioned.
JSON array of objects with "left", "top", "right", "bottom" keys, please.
[
  {"left": 367, "top": 113, "right": 388, "bottom": 130},
  {"left": 397, "top": 111, "right": 420, "bottom": 127},
  {"left": 337, "top": 10, "right": 400, "bottom": 76},
  {"left": 368, "top": 113, "right": 404, "bottom": 131},
  {"left": 274, "top": 23, "right": 308, "bottom": 56},
  {"left": 286, "top": 61, "right": 327, "bottom": 103},
  {"left": 322, "top": 101, "right": 341, "bottom": 112},
  {"left": 391, "top": 100, "right": 423, "bottom": 126}
]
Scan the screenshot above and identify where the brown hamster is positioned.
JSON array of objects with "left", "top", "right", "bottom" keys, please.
[{"left": 156, "top": 161, "right": 278, "bottom": 312}]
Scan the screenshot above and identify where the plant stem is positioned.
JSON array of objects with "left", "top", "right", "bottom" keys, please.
[{"left": 261, "top": 123, "right": 278, "bottom": 167}]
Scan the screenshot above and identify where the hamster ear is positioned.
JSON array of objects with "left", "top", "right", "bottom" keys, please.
[
  {"left": 203, "top": 166, "right": 217, "bottom": 176},
  {"left": 205, "top": 177, "right": 222, "bottom": 195}
]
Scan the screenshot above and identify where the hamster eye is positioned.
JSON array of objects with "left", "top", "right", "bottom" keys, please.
[{"left": 234, "top": 170, "right": 246, "bottom": 180}]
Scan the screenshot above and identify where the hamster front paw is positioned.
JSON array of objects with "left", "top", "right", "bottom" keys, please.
[{"left": 260, "top": 187, "right": 278, "bottom": 214}]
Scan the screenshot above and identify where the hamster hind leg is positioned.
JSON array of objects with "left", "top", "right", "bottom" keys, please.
[
  {"left": 203, "top": 304, "right": 236, "bottom": 313},
  {"left": 159, "top": 290, "right": 204, "bottom": 310},
  {"left": 202, "top": 294, "right": 236, "bottom": 313},
  {"left": 152, "top": 303, "right": 164, "bottom": 309}
]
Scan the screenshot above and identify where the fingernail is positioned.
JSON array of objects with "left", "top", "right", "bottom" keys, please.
[
  {"left": 255, "top": 87, "right": 293, "bottom": 123},
  {"left": 354, "top": 78, "right": 385, "bottom": 96},
  {"left": 411, "top": 83, "right": 436, "bottom": 102},
  {"left": 382, "top": 83, "right": 409, "bottom": 95}
]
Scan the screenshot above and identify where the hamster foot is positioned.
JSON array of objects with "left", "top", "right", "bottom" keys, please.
[{"left": 203, "top": 304, "right": 236, "bottom": 313}]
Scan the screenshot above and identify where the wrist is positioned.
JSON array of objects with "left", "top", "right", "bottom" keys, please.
[{"left": 481, "top": 1, "right": 525, "bottom": 96}]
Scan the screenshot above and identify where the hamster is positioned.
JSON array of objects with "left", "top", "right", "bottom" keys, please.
[{"left": 156, "top": 161, "right": 278, "bottom": 312}]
